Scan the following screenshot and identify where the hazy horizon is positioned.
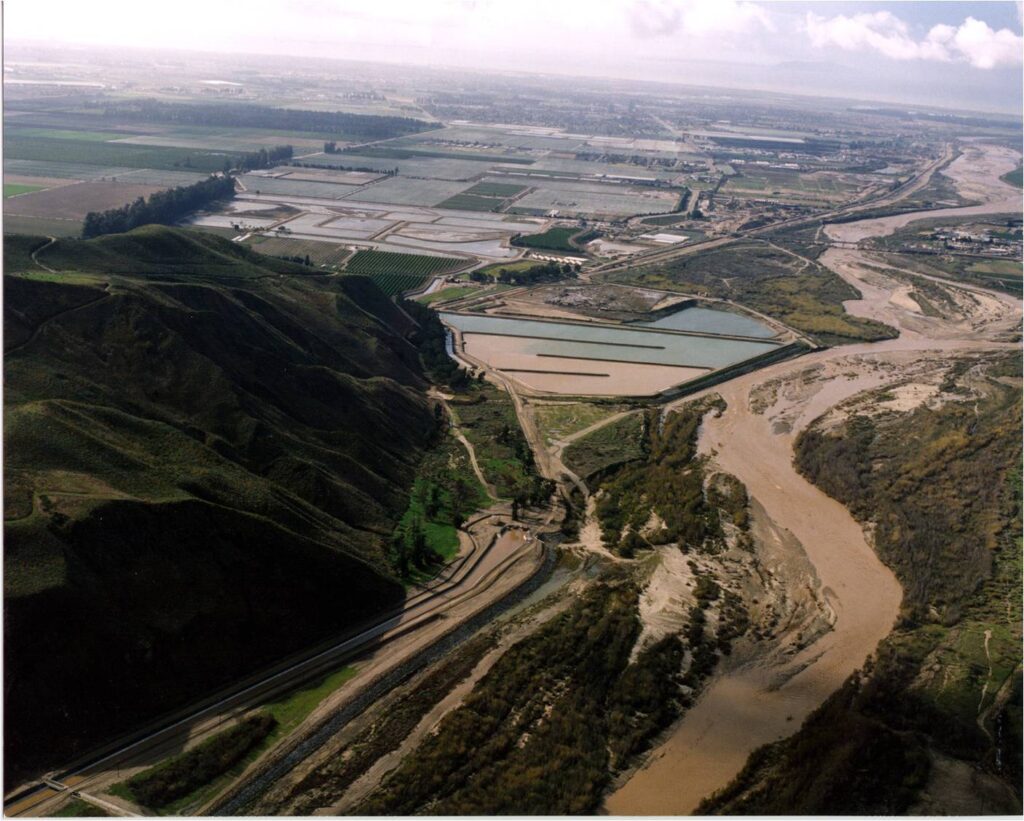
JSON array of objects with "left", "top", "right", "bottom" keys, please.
[{"left": 5, "top": 0, "right": 1023, "bottom": 115}]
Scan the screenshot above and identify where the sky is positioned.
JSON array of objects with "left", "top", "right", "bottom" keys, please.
[{"left": 5, "top": 0, "right": 1023, "bottom": 113}]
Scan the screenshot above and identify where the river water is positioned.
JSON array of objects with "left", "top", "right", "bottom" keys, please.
[{"left": 604, "top": 142, "right": 1022, "bottom": 815}]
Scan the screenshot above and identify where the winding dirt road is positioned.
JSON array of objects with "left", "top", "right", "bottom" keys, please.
[{"left": 605, "top": 142, "right": 1022, "bottom": 814}]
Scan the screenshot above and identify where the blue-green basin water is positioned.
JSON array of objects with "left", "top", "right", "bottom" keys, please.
[
  {"left": 442, "top": 313, "right": 781, "bottom": 369},
  {"left": 640, "top": 306, "right": 777, "bottom": 338}
]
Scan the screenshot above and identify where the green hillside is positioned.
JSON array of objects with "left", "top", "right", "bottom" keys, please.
[
  {"left": 19, "top": 225, "right": 312, "bottom": 279},
  {"left": 4, "top": 227, "right": 437, "bottom": 782}
]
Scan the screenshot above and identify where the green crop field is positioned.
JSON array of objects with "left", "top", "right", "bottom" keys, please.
[
  {"left": 4, "top": 184, "right": 45, "bottom": 198},
  {"left": 438, "top": 181, "right": 528, "bottom": 212},
  {"left": 437, "top": 193, "right": 503, "bottom": 211},
  {"left": 5, "top": 136, "right": 237, "bottom": 173},
  {"left": 6, "top": 127, "right": 134, "bottom": 142},
  {"left": 344, "top": 249, "right": 463, "bottom": 276},
  {"left": 465, "top": 181, "right": 527, "bottom": 197}
]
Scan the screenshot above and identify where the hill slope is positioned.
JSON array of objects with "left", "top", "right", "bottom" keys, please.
[{"left": 4, "top": 228, "right": 436, "bottom": 782}]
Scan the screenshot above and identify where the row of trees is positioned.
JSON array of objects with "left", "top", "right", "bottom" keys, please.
[
  {"left": 82, "top": 174, "right": 235, "bottom": 239},
  {"left": 96, "top": 99, "right": 436, "bottom": 140},
  {"left": 294, "top": 159, "right": 398, "bottom": 176}
]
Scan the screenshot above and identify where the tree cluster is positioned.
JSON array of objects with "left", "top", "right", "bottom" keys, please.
[
  {"left": 232, "top": 144, "right": 293, "bottom": 172},
  {"left": 82, "top": 174, "right": 235, "bottom": 239},
  {"left": 469, "top": 261, "right": 578, "bottom": 286},
  {"left": 401, "top": 298, "right": 469, "bottom": 389}
]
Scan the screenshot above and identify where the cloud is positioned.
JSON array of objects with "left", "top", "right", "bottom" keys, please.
[
  {"left": 805, "top": 10, "right": 1023, "bottom": 69},
  {"left": 950, "top": 17, "right": 1024, "bottom": 69},
  {"left": 630, "top": 0, "right": 773, "bottom": 38}
]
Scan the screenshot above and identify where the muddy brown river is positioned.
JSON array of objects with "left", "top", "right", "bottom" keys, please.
[{"left": 604, "top": 143, "right": 1022, "bottom": 815}]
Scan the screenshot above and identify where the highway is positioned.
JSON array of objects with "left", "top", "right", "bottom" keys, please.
[{"left": 5, "top": 513, "right": 545, "bottom": 817}]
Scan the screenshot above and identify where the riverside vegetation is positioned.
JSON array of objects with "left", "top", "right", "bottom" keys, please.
[
  {"left": 606, "top": 241, "right": 897, "bottom": 345},
  {"left": 703, "top": 353, "right": 1022, "bottom": 814},
  {"left": 338, "top": 399, "right": 752, "bottom": 814}
]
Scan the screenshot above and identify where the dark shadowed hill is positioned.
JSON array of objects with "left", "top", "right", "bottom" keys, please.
[{"left": 3, "top": 227, "right": 437, "bottom": 783}]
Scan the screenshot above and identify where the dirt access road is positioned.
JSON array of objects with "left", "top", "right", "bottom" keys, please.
[{"left": 605, "top": 141, "right": 1022, "bottom": 814}]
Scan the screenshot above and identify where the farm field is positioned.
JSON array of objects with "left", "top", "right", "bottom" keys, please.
[
  {"left": 436, "top": 193, "right": 504, "bottom": 212},
  {"left": 464, "top": 181, "right": 528, "bottom": 197},
  {"left": 509, "top": 178, "right": 682, "bottom": 218},
  {"left": 273, "top": 168, "right": 381, "bottom": 185},
  {"left": 344, "top": 176, "right": 474, "bottom": 206},
  {"left": 4, "top": 184, "right": 44, "bottom": 198},
  {"left": 298, "top": 152, "right": 499, "bottom": 181},
  {"left": 345, "top": 249, "right": 463, "bottom": 275},
  {"left": 420, "top": 124, "right": 586, "bottom": 153},
  {"left": 475, "top": 259, "right": 539, "bottom": 278},
  {"left": 114, "top": 131, "right": 327, "bottom": 152},
  {"left": 3, "top": 214, "right": 84, "bottom": 237},
  {"left": 5, "top": 135, "right": 239, "bottom": 173},
  {"left": 352, "top": 144, "right": 533, "bottom": 164},
  {"left": 239, "top": 175, "right": 362, "bottom": 200},
  {"left": 1000, "top": 164, "right": 1023, "bottom": 188},
  {"left": 5, "top": 126, "right": 140, "bottom": 142},
  {"left": 244, "top": 236, "right": 352, "bottom": 267},
  {"left": 437, "top": 181, "right": 528, "bottom": 212},
  {"left": 5, "top": 182, "right": 166, "bottom": 220},
  {"left": 722, "top": 169, "right": 862, "bottom": 204},
  {"left": 5, "top": 159, "right": 138, "bottom": 180}
]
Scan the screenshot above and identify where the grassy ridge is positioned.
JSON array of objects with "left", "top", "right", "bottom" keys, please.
[
  {"left": 4, "top": 227, "right": 437, "bottom": 782},
  {"left": 12, "top": 225, "right": 310, "bottom": 280}
]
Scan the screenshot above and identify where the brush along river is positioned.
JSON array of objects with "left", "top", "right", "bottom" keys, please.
[{"left": 604, "top": 142, "right": 1022, "bottom": 815}]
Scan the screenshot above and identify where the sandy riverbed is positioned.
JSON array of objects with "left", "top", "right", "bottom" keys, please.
[{"left": 604, "top": 141, "right": 1022, "bottom": 815}]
